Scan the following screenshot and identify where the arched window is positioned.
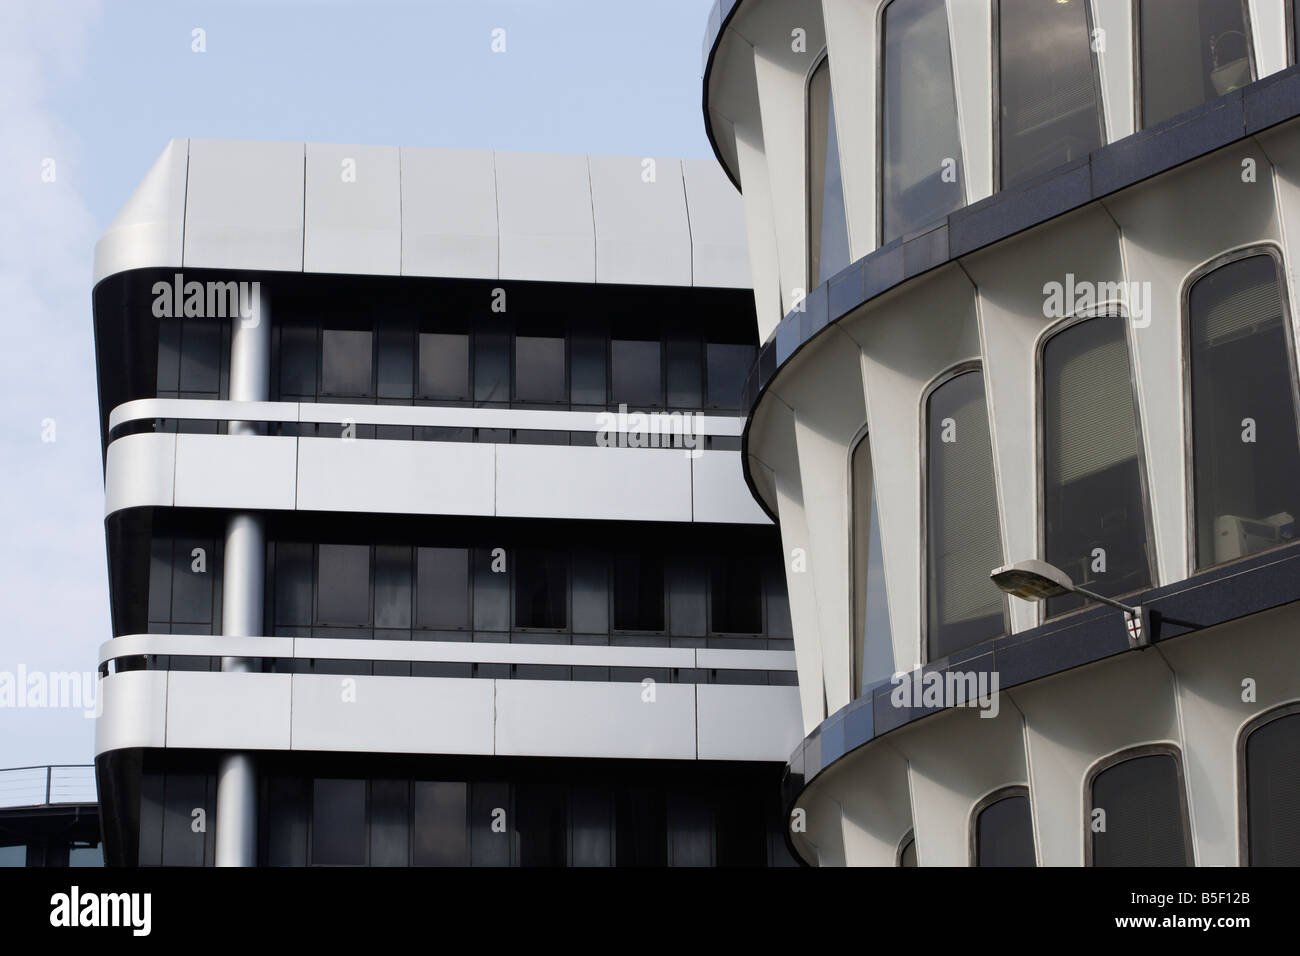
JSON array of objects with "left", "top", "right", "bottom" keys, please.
[
  {"left": 808, "top": 55, "right": 850, "bottom": 288},
  {"left": 1137, "top": 0, "right": 1254, "bottom": 129},
  {"left": 1041, "top": 314, "right": 1152, "bottom": 617},
  {"left": 1186, "top": 250, "right": 1300, "bottom": 569},
  {"left": 897, "top": 830, "right": 917, "bottom": 867},
  {"left": 879, "top": 0, "right": 963, "bottom": 244},
  {"left": 996, "top": 0, "right": 1104, "bottom": 189},
  {"left": 1240, "top": 705, "right": 1300, "bottom": 866},
  {"left": 971, "top": 788, "right": 1036, "bottom": 867},
  {"left": 1087, "top": 747, "right": 1192, "bottom": 866},
  {"left": 924, "top": 367, "right": 1006, "bottom": 660},
  {"left": 851, "top": 432, "right": 894, "bottom": 698}
]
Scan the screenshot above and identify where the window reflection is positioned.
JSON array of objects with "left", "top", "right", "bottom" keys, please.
[
  {"left": 852, "top": 434, "right": 894, "bottom": 696},
  {"left": 808, "top": 56, "right": 851, "bottom": 287},
  {"left": 925, "top": 369, "right": 1006, "bottom": 659},
  {"left": 1140, "top": 0, "right": 1253, "bottom": 128},
  {"left": 998, "top": 0, "right": 1103, "bottom": 189},
  {"left": 881, "top": 0, "right": 964, "bottom": 243}
]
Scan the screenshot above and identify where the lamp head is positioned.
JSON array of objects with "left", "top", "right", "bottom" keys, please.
[{"left": 990, "top": 559, "right": 1075, "bottom": 602}]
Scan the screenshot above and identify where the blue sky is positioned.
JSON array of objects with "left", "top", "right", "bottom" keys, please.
[{"left": 0, "top": 0, "right": 717, "bottom": 768}]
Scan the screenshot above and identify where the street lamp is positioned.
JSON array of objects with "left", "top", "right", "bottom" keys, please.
[{"left": 989, "top": 559, "right": 1149, "bottom": 647}]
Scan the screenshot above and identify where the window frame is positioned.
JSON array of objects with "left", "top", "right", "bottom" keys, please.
[
  {"left": 993, "top": 0, "right": 1107, "bottom": 192},
  {"left": 968, "top": 784, "right": 1035, "bottom": 867},
  {"left": 1083, "top": 743, "right": 1194, "bottom": 867},
  {"left": 1035, "top": 308, "right": 1157, "bottom": 623},
  {"left": 875, "top": 0, "right": 968, "bottom": 246},
  {"left": 1181, "top": 244, "right": 1300, "bottom": 572},
  {"left": 1132, "top": 0, "right": 1257, "bottom": 132},
  {"left": 896, "top": 828, "right": 916, "bottom": 867},
  {"left": 918, "top": 360, "right": 1008, "bottom": 664},
  {"left": 1237, "top": 700, "right": 1300, "bottom": 865}
]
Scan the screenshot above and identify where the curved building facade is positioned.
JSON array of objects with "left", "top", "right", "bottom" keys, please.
[
  {"left": 702, "top": 0, "right": 1300, "bottom": 864},
  {"left": 91, "top": 140, "right": 804, "bottom": 866}
]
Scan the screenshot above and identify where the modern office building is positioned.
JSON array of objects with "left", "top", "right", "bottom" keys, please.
[
  {"left": 701, "top": 0, "right": 1300, "bottom": 864},
  {"left": 0, "top": 766, "right": 102, "bottom": 867},
  {"left": 91, "top": 140, "right": 802, "bottom": 866}
]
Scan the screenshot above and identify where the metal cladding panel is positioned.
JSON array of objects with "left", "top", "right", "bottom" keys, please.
[
  {"left": 94, "top": 671, "right": 167, "bottom": 755},
  {"left": 93, "top": 138, "right": 188, "bottom": 284},
  {"left": 682, "top": 157, "right": 750, "bottom": 288},
  {"left": 400, "top": 146, "right": 499, "bottom": 279},
  {"left": 588, "top": 154, "right": 692, "bottom": 286},
  {"left": 103, "top": 432, "right": 175, "bottom": 516},
  {"left": 295, "top": 437, "right": 495, "bottom": 516},
  {"left": 495, "top": 444, "right": 692, "bottom": 522},
  {"left": 165, "top": 672, "right": 292, "bottom": 750},
  {"left": 182, "top": 138, "right": 305, "bottom": 272},
  {"left": 691, "top": 449, "right": 770, "bottom": 523},
  {"left": 494, "top": 150, "right": 595, "bottom": 283},
  {"left": 173, "top": 433, "right": 297, "bottom": 510},
  {"left": 304, "top": 143, "right": 401, "bottom": 275},
  {"left": 696, "top": 684, "right": 803, "bottom": 761},
  {"left": 495, "top": 680, "right": 697, "bottom": 759},
  {"left": 289, "top": 675, "right": 495, "bottom": 755}
]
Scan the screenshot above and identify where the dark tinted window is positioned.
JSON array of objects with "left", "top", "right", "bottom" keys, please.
[
  {"left": 369, "top": 779, "right": 409, "bottom": 867},
  {"left": 611, "top": 339, "right": 662, "bottom": 407},
  {"left": 515, "top": 335, "right": 566, "bottom": 403},
  {"left": 974, "top": 793, "right": 1035, "bottom": 866},
  {"left": 881, "top": 0, "right": 964, "bottom": 242},
  {"left": 1244, "top": 711, "right": 1300, "bottom": 866},
  {"left": 852, "top": 437, "right": 894, "bottom": 695},
  {"left": 808, "top": 57, "right": 850, "bottom": 286},
  {"left": 473, "top": 324, "right": 509, "bottom": 403},
  {"left": 926, "top": 370, "right": 1005, "bottom": 658},
  {"left": 570, "top": 787, "right": 612, "bottom": 866},
  {"left": 317, "top": 544, "right": 370, "bottom": 625},
  {"left": 616, "top": 787, "right": 667, "bottom": 866},
  {"left": 515, "top": 551, "right": 568, "bottom": 629},
  {"left": 373, "top": 546, "right": 412, "bottom": 629},
  {"left": 998, "top": 0, "right": 1103, "bottom": 188},
  {"left": 321, "top": 329, "right": 373, "bottom": 396},
  {"left": 171, "top": 538, "right": 214, "bottom": 625},
  {"left": 161, "top": 773, "right": 209, "bottom": 866},
  {"left": 278, "top": 324, "right": 317, "bottom": 396},
  {"left": 377, "top": 326, "right": 413, "bottom": 399},
  {"left": 613, "top": 553, "right": 665, "bottom": 631},
  {"left": 311, "top": 779, "right": 367, "bottom": 866},
  {"left": 1140, "top": 0, "right": 1253, "bottom": 128},
  {"left": 1043, "top": 317, "right": 1151, "bottom": 615},
  {"left": 706, "top": 343, "right": 755, "bottom": 410},
  {"left": 274, "top": 543, "right": 313, "bottom": 627},
  {"left": 416, "top": 547, "right": 469, "bottom": 628},
  {"left": 517, "top": 784, "right": 567, "bottom": 867},
  {"left": 412, "top": 781, "right": 468, "bottom": 866},
  {"left": 667, "top": 336, "right": 702, "bottom": 408},
  {"left": 710, "top": 556, "right": 762, "bottom": 634},
  {"left": 1188, "top": 254, "right": 1300, "bottom": 568},
  {"left": 571, "top": 332, "right": 607, "bottom": 406},
  {"left": 1090, "top": 753, "right": 1190, "bottom": 866},
  {"left": 179, "top": 319, "right": 221, "bottom": 393}
]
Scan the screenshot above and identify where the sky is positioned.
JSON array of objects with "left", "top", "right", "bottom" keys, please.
[{"left": 0, "top": 0, "right": 719, "bottom": 768}]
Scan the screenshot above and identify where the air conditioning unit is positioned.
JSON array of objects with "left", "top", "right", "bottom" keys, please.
[{"left": 1213, "top": 512, "right": 1295, "bottom": 563}]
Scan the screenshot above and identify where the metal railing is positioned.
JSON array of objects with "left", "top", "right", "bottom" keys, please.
[{"left": 0, "top": 765, "right": 97, "bottom": 809}]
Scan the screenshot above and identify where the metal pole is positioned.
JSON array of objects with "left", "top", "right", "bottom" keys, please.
[{"left": 214, "top": 285, "right": 270, "bottom": 867}]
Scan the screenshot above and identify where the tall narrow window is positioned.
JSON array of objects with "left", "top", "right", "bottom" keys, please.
[
  {"left": 514, "top": 550, "right": 567, "bottom": 629},
  {"left": 1187, "top": 252, "right": 1300, "bottom": 568},
  {"left": 852, "top": 434, "right": 894, "bottom": 697},
  {"left": 881, "top": 0, "right": 964, "bottom": 243},
  {"left": 1242, "top": 708, "right": 1300, "bottom": 866},
  {"left": 997, "top": 0, "right": 1103, "bottom": 189},
  {"left": 808, "top": 56, "right": 850, "bottom": 287},
  {"left": 925, "top": 369, "right": 1006, "bottom": 660},
  {"left": 1139, "top": 0, "right": 1253, "bottom": 128},
  {"left": 972, "top": 790, "right": 1036, "bottom": 867},
  {"left": 1089, "top": 750, "right": 1192, "bottom": 866},
  {"left": 1042, "top": 315, "right": 1152, "bottom": 616}
]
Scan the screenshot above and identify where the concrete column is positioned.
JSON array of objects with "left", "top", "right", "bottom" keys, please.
[{"left": 214, "top": 286, "right": 270, "bottom": 867}]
